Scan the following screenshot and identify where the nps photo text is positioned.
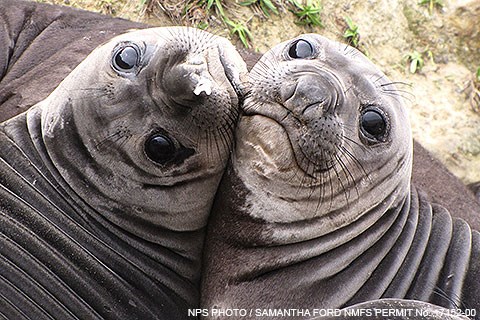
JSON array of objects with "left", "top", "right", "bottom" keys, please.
[{"left": 188, "top": 308, "right": 477, "bottom": 318}]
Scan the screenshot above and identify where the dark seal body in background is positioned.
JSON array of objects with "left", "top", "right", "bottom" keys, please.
[
  {"left": 201, "top": 34, "right": 480, "bottom": 319},
  {"left": 1, "top": 0, "right": 479, "bottom": 232},
  {"left": 0, "top": 26, "right": 247, "bottom": 319},
  {"left": 0, "top": 0, "right": 146, "bottom": 120}
]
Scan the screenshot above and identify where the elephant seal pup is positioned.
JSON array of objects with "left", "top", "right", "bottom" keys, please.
[
  {"left": 0, "top": 27, "right": 246, "bottom": 319},
  {"left": 201, "top": 34, "right": 480, "bottom": 319}
]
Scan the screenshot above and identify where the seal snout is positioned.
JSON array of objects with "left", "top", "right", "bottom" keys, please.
[
  {"left": 281, "top": 73, "right": 342, "bottom": 120},
  {"left": 161, "top": 59, "right": 213, "bottom": 107},
  {"left": 275, "top": 73, "right": 347, "bottom": 175}
]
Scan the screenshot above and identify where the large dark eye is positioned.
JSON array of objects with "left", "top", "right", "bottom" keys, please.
[
  {"left": 113, "top": 46, "right": 139, "bottom": 72},
  {"left": 145, "top": 134, "right": 176, "bottom": 164},
  {"left": 288, "top": 39, "right": 314, "bottom": 59},
  {"left": 360, "top": 109, "right": 387, "bottom": 140}
]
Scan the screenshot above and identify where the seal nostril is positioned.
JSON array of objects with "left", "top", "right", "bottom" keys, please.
[
  {"left": 301, "top": 93, "right": 338, "bottom": 116},
  {"left": 161, "top": 63, "right": 211, "bottom": 106},
  {"left": 283, "top": 74, "right": 342, "bottom": 118},
  {"left": 302, "top": 101, "right": 324, "bottom": 116}
]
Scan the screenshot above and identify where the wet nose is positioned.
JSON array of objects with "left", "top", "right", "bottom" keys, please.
[
  {"left": 162, "top": 55, "right": 213, "bottom": 106},
  {"left": 281, "top": 73, "right": 343, "bottom": 119}
]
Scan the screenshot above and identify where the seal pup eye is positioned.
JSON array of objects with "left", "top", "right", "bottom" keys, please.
[
  {"left": 360, "top": 109, "right": 387, "bottom": 141},
  {"left": 288, "top": 39, "right": 314, "bottom": 59},
  {"left": 112, "top": 45, "right": 139, "bottom": 72},
  {"left": 145, "top": 134, "right": 176, "bottom": 164}
]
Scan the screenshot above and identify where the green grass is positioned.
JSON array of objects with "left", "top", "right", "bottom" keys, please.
[
  {"left": 418, "top": 0, "right": 444, "bottom": 15},
  {"left": 193, "top": 0, "right": 254, "bottom": 48},
  {"left": 225, "top": 18, "right": 253, "bottom": 48},
  {"left": 469, "top": 67, "right": 480, "bottom": 112},
  {"left": 343, "top": 16, "right": 359, "bottom": 47},
  {"left": 140, "top": 0, "right": 325, "bottom": 48},
  {"left": 199, "top": 0, "right": 226, "bottom": 17},
  {"left": 240, "top": 0, "right": 279, "bottom": 17},
  {"left": 287, "top": 0, "right": 323, "bottom": 27},
  {"left": 404, "top": 49, "right": 435, "bottom": 73},
  {"left": 404, "top": 50, "right": 424, "bottom": 73}
]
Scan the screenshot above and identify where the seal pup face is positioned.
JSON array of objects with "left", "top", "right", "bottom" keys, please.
[
  {"left": 37, "top": 27, "right": 247, "bottom": 235},
  {"left": 240, "top": 34, "right": 412, "bottom": 228}
]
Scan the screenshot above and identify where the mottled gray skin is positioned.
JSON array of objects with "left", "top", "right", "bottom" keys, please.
[
  {"left": 0, "top": 27, "right": 246, "bottom": 319},
  {"left": 201, "top": 34, "right": 480, "bottom": 319}
]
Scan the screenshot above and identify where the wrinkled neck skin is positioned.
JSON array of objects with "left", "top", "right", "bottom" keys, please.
[
  {"left": 1, "top": 109, "right": 205, "bottom": 317},
  {"left": 202, "top": 89, "right": 414, "bottom": 317},
  {"left": 0, "top": 27, "right": 245, "bottom": 314},
  {"left": 202, "top": 33, "right": 416, "bottom": 314},
  {"left": 202, "top": 34, "right": 480, "bottom": 318}
]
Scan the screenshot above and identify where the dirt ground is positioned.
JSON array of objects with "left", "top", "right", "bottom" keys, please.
[{"left": 35, "top": 0, "right": 480, "bottom": 183}]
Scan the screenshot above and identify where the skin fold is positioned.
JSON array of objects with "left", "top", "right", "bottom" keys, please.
[
  {"left": 0, "top": 26, "right": 247, "bottom": 319},
  {"left": 1, "top": 0, "right": 479, "bottom": 231},
  {"left": 201, "top": 34, "right": 480, "bottom": 319},
  {"left": 0, "top": 2, "right": 478, "bottom": 318}
]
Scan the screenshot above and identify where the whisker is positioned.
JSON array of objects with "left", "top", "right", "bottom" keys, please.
[
  {"left": 331, "top": 158, "right": 350, "bottom": 206},
  {"left": 336, "top": 151, "right": 360, "bottom": 199}
]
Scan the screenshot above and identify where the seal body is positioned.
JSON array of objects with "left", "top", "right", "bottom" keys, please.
[
  {"left": 201, "top": 34, "right": 480, "bottom": 318},
  {"left": 0, "top": 27, "right": 246, "bottom": 319},
  {"left": 0, "top": 0, "right": 147, "bottom": 122}
]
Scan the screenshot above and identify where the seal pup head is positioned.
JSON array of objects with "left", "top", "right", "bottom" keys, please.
[
  {"left": 36, "top": 27, "right": 247, "bottom": 236},
  {"left": 239, "top": 34, "right": 412, "bottom": 230}
]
